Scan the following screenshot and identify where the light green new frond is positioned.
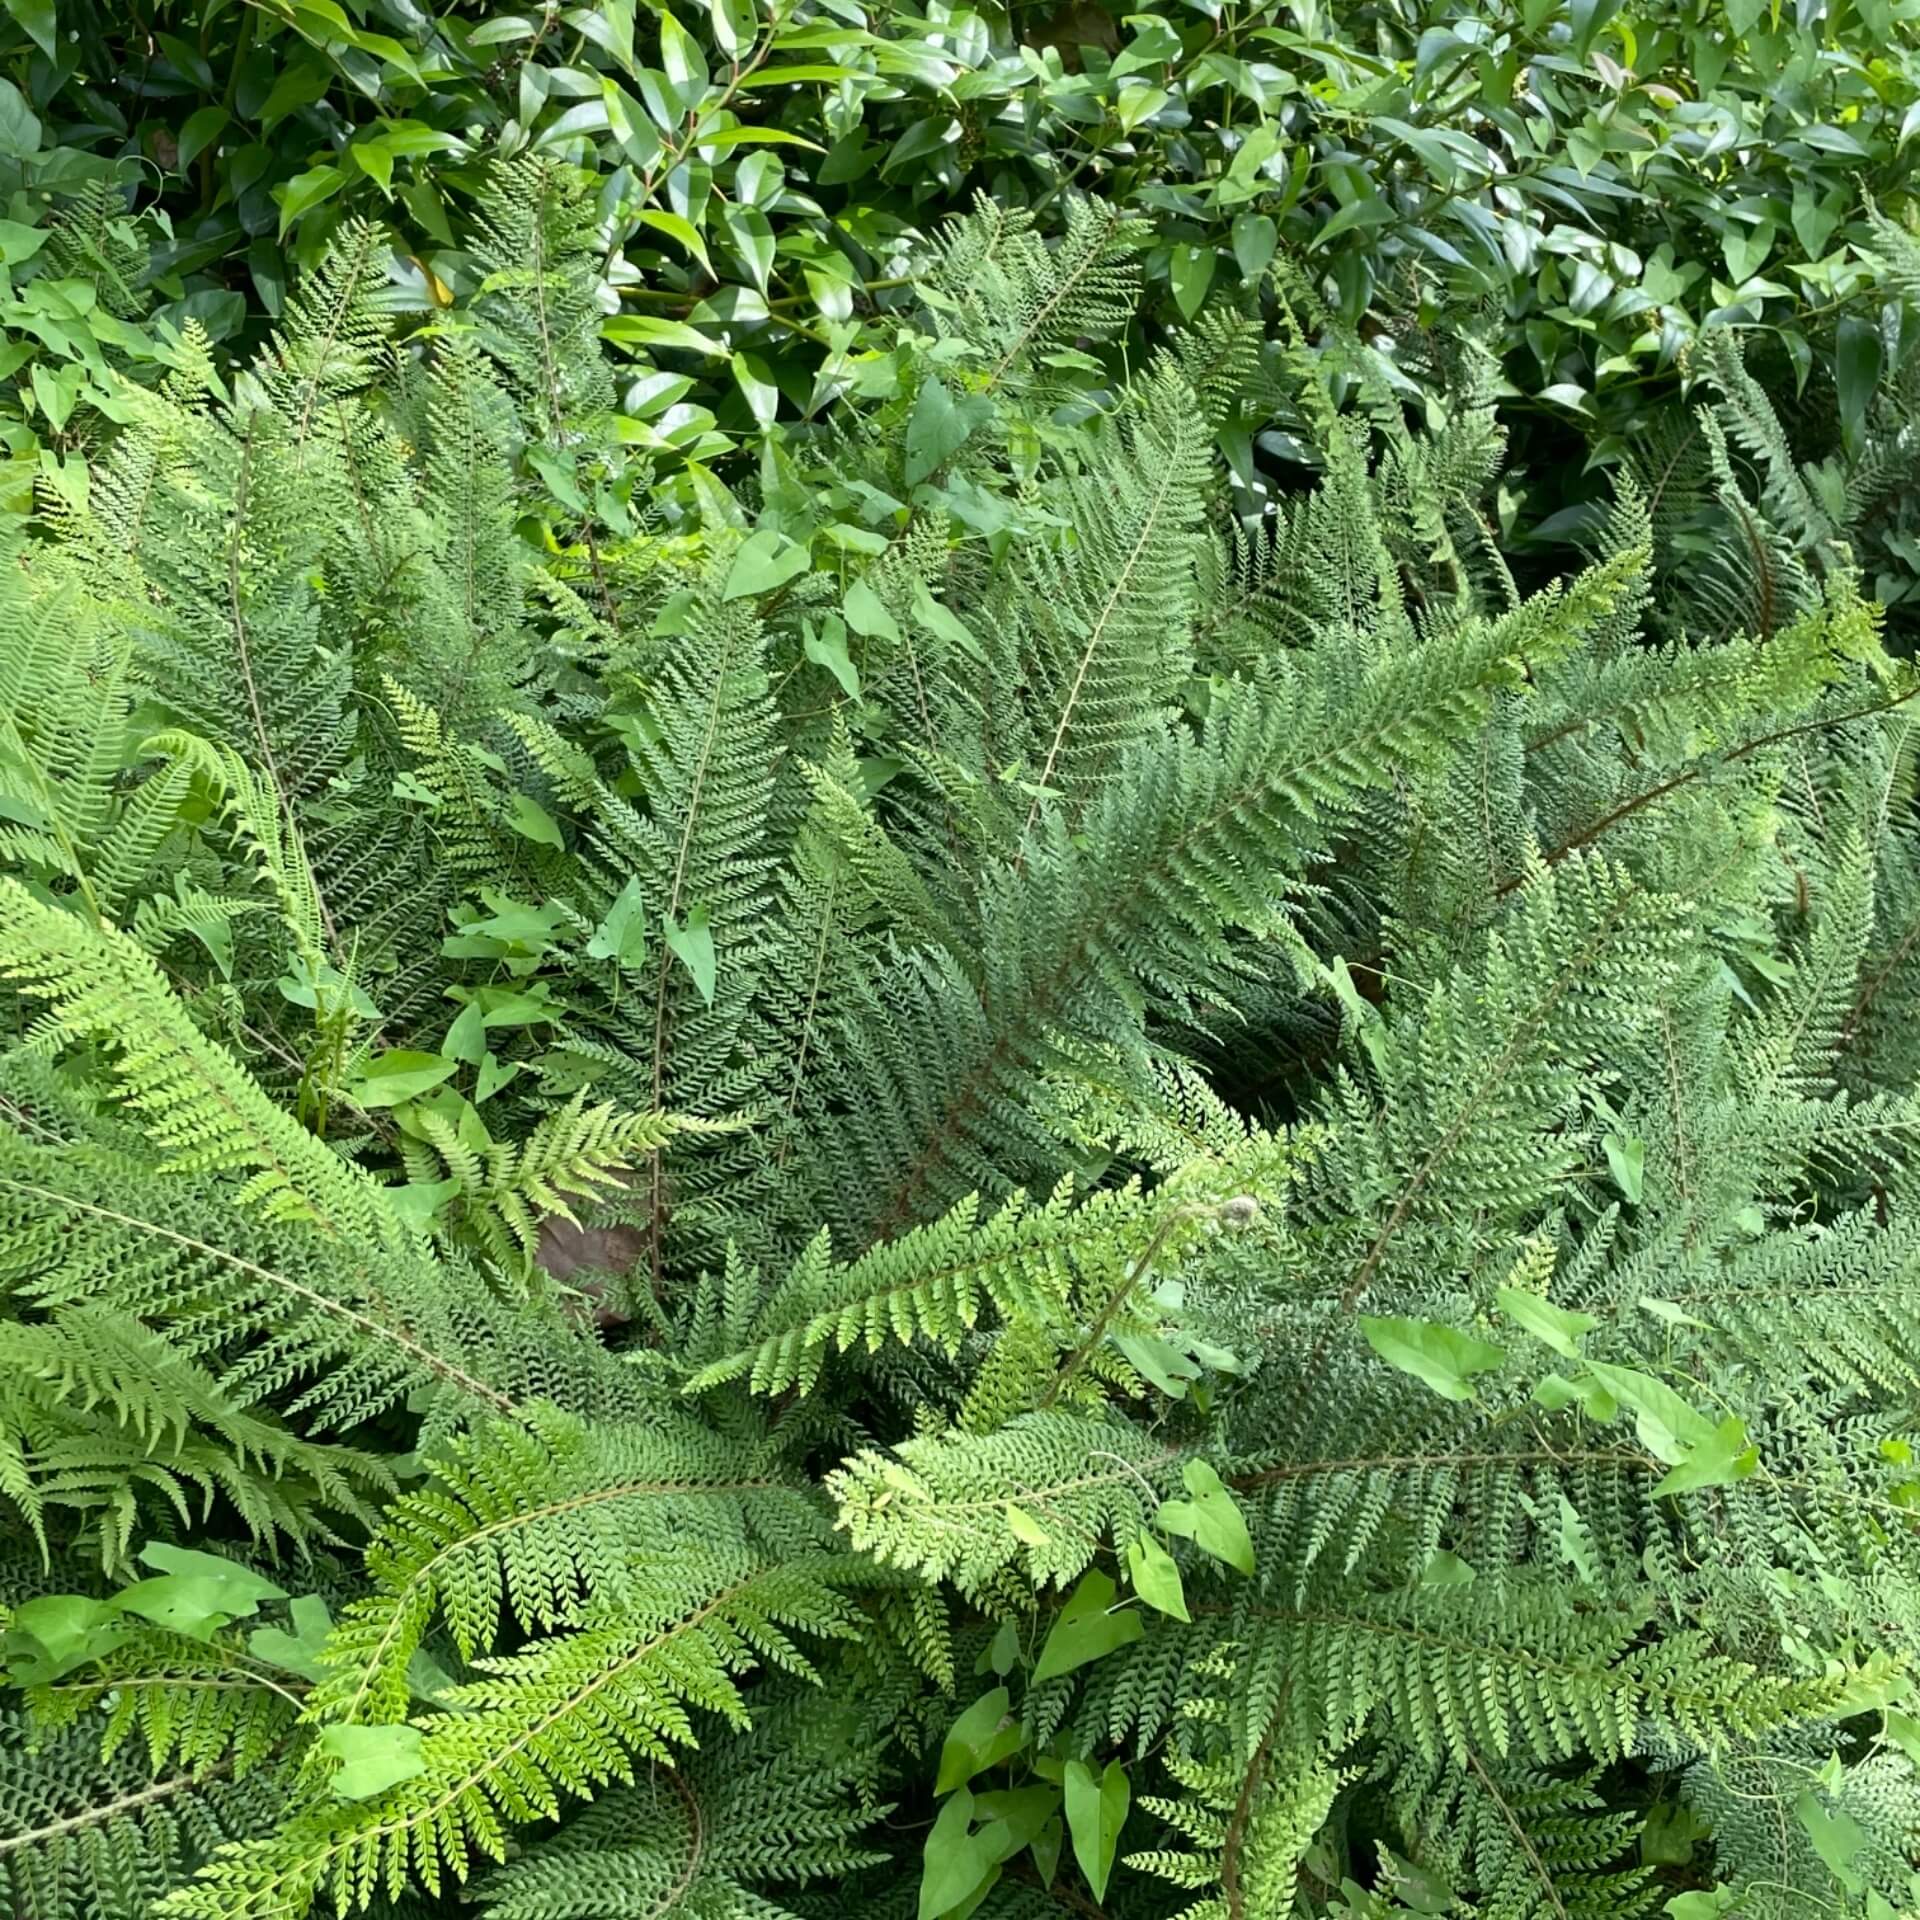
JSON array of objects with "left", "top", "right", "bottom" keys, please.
[
  {"left": 242, "top": 219, "right": 390, "bottom": 461},
  {"left": 830, "top": 1413, "right": 1181, "bottom": 1598},
  {"left": 1526, "top": 567, "right": 1876, "bottom": 775},
  {"left": 0, "top": 881, "right": 396, "bottom": 1240},
  {"left": 142, "top": 731, "right": 330, "bottom": 979},
  {"left": 1017, "top": 361, "right": 1212, "bottom": 825},
  {"left": 164, "top": 1558, "right": 863, "bottom": 1918},
  {"left": 312, "top": 1405, "right": 824, "bottom": 1726},
  {"left": 686, "top": 1181, "right": 1144, "bottom": 1396},
  {"left": 922, "top": 194, "right": 1148, "bottom": 393},
  {"left": 413, "top": 1096, "right": 716, "bottom": 1268},
  {"left": 1129, "top": 1726, "right": 1347, "bottom": 1920}
]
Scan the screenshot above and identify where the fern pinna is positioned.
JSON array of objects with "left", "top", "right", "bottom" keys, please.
[{"left": 4, "top": 163, "right": 1920, "bottom": 1920}]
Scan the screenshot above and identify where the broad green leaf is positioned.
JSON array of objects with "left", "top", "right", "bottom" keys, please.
[
  {"left": 664, "top": 904, "right": 717, "bottom": 1005},
  {"left": 1836, "top": 315, "right": 1882, "bottom": 444},
  {"left": 248, "top": 1595, "right": 334, "bottom": 1682},
  {"left": 919, "top": 1787, "right": 1003, "bottom": 1920},
  {"left": 1232, "top": 212, "right": 1277, "bottom": 279},
  {"left": 1169, "top": 243, "right": 1215, "bottom": 320},
  {"left": 1720, "top": 220, "right": 1773, "bottom": 285},
  {"left": 474, "top": 1052, "right": 523, "bottom": 1103},
  {"left": 695, "top": 124, "right": 825, "bottom": 150},
  {"left": 1639, "top": 1297, "right": 1710, "bottom": 1330},
  {"left": 721, "top": 204, "right": 775, "bottom": 293},
  {"left": 1032, "top": 1570, "right": 1144, "bottom": 1683},
  {"left": 1031, "top": 1814, "right": 1062, "bottom": 1887},
  {"left": 805, "top": 615, "right": 861, "bottom": 698},
  {"left": 1495, "top": 1285, "right": 1599, "bottom": 1358},
  {"left": 904, "top": 375, "right": 989, "bottom": 485},
  {"left": 0, "top": 78, "right": 41, "bottom": 157},
  {"left": 708, "top": 0, "right": 755, "bottom": 55},
  {"left": 0, "top": 218, "right": 46, "bottom": 265},
  {"left": 321, "top": 1723, "right": 427, "bottom": 1801},
  {"left": 1419, "top": 1549, "right": 1475, "bottom": 1587},
  {"left": 1651, "top": 1416, "right": 1758, "bottom": 1497},
  {"left": 276, "top": 164, "right": 347, "bottom": 238},
  {"left": 347, "top": 1051, "right": 460, "bottom": 1108},
  {"left": 176, "top": 104, "right": 230, "bottom": 169},
  {"left": 1583, "top": 1363, "right": 1713, "bottom": 1465},
  {"left": 1124, "top": 1533, "right": 1189, "bottom": 1620},
  {"left": 1534, "top": 1371, "right": 1618, "bottom": 1419},
  {"left": 1110, "top": 1325, "right": 1201, "bottom": 1397},
  {"left": 1155, "top": 1460, "right": 1254, "bottom": 1575},
  {"left": 732, "top": 349, "right": 780, "bottom": 429},
  {"left": 1310, "top": 193, "right": 1394, "bottom": 249},
  {"left": 1360, "top": 1315, "right": 1507, "bottom": 1401},
  {"left": 388, "top": 1178, "right": 461, "bottom": 1230},
  {"left": 936, "top": 1687, "right": 1025, "bottom": 1793},
  {"left": 1666, "top": 1892, "right": 1738, "bottom": 1918},
  {"left": 604, "top": 315, "right": 727, "bottom": 358},
  {"left": 845, "top": 575, "right": 902, "bottom": 643},
  {"left": 1602, "top": 1131, "right": 1645, "bottom": 1203},
  {"left": 443, "top": 1001, "right": 487, "bottom": 1065},
  {"left": 1063, "top": 1758, "right": 1129, "bottom": 1902},
  {"left": 726, "top": 527, "right": 812, "bottom": 599},
  {"left": 1109, "top": 13, "right": 1181, "bottom": 75},
  {"left": 1115, "top": 83, "right": 1169, "bottom": 134},
  {"left": 508, "top": 792, "right": 566, "bottom": 848},
  {"left": 350, "top": 134, "right": 395, "bottom": 194},
  {"left": 659, "top": 9, "right": 710, "bottom": 108},
  {"left": 1, "top": 1595, "right": 128, "bottom": 1683},
  {"left": 634, "top": 207, "right": 714, "bottom": 275},
  {"left": 2, "top": 0, "right": 57, "bottom": 60},
  {"left": 911, "top": 579, "right": 985, "bottom": 660},
  {"left": 1794, "top": 1793, "right": 1866, "bottom": 1893},
  {"left": 586, "top": 876, "right": 650, "bottom": 967},
  {"left": 115, "top": 1544, "right": 289, "bottom": 1641}
]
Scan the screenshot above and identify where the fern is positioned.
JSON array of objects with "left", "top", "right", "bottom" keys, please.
[{"left": 8, "top": 179, "right": 1920, "bottom": 1920}]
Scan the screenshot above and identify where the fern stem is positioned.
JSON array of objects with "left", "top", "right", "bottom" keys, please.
[
  {"left": 1036, "top": 1201, "right": 1208, "bottom": 1410},
  {"left": 0, "top": 1177, "right": 517, "bottom": 1417},
  {"left": 0, "top": 1763, "right": 231, "bottom": 1856},
  {"left": 1463, "top": 1747, "right": 1571, "bottom": 1920}
]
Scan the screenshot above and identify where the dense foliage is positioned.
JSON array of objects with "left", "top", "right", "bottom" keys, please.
[
  {"left": 8, "top": 5, "right": 1920, "bottom": 1920},
  {"left": 4, "top": 0, "right": 1920, "bottom": 582}
]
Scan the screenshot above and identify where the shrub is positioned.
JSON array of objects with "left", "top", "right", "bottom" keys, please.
[{"left": 3, "top": 0, "right": 1919, "bottom": 560}]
